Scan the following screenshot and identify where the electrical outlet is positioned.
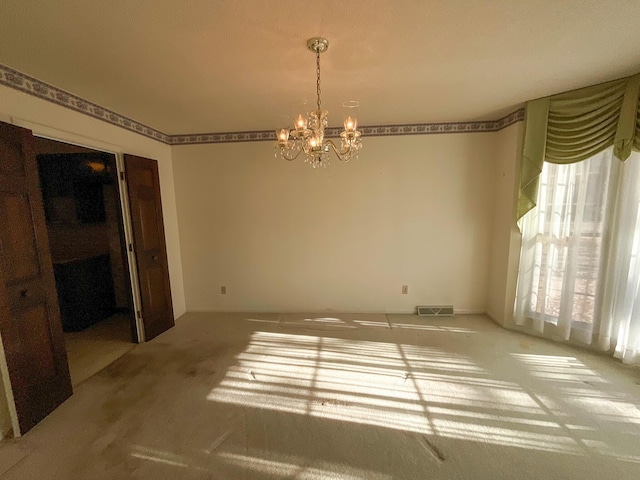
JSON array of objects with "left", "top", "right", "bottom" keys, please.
[
  {"left": 221, "top": 286, "right": 227, "bottom": 294},
  {"left": 402, "top": 285, "right": 408, "bottom": 294}
]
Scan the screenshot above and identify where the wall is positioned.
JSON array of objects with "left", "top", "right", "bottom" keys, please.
[
  {"left": 0, "top": 84, "right": 186, "bottom": 438},
  {"left": 486, "top": 123, "right": 523, "bottom": 326},
  {"left": 173, "top": 132, "right": 500, "bottom": 313}
]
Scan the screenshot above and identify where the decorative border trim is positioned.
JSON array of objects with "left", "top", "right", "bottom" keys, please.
[
  {"left": 356, "top": 109, "right": 525, "bottom": 138},
  {"left": 0, "top": 64, "right": 170, "bottom": 143},
  {"left": 170, "top": 130, "right": 275, "bottom": 145},
  {"left": 168, "top": 109, "right": 524, "bottom": 145},
  {"left": 0, "top": 63, "right": 524, "bottom": 146}
]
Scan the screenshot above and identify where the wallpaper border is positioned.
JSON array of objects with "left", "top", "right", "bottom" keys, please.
[
  {"left": 0, "top": 63, "right": 524, "bottom": 146},
  {"left": 0, "top": 64, "right": 170, "bottom": 143},
  {"left": 170, "top": 109, "right": 525, "bottom": 145}
]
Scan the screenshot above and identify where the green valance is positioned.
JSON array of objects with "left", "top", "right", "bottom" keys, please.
[{"left": 517, "top": 73, "right": 640, "bottom": 219}]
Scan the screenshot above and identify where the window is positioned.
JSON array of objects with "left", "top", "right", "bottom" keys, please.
[
  {"left": 527, "top": 150, "right": 612, "bottom": 325},
  {"left": 516, "top": 148, "right": 640, "bottom": 364}
]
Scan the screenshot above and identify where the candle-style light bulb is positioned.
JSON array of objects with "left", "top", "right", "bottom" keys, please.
[
  {"left": 278, "top": 129, "right": 289, "bottom": 143},
  {"left": 344, "top": 116, "right": 355, "bottom": 132},
  {"left": 295, "top": 114, "right": 307, "bottom": 130},
  {"left": 342, "top": 101, "right": 359, "bottom": 133}
]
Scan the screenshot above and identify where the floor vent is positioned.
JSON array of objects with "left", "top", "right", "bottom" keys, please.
[{"left": 417, "top": 305, "right": 455, "bottom": 317}]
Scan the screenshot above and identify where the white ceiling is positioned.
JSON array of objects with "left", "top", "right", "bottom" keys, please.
[{"left": 1, "top": 0, "right": 639, "bottom": 135}]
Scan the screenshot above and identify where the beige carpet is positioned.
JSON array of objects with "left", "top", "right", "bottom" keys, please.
[{"left": 1, "top": 312, "right": 639, "bottom": 479}]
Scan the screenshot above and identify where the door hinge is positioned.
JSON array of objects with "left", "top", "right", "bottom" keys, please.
[
  {"left": 128, "top": 243, "right": 133, "bottom": 252},
  {"left": 136, "top": 310, "right": 141, "bottom": 319},
  {"left": 120, "top": 171, "right": 125, "bottom": 181}
]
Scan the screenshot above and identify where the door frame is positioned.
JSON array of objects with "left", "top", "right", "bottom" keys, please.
[
  {"left": 113, "top": 151, "right": 146, "bottom": 342},
  {"left": 0, "top": 118, "right": 164, "bottom": 438},
  {"left": 32, "top": 135, "right": 146, "bottom": 343},
  {"left": 0, "top": 128, "right": 148, "bottom": 435}
]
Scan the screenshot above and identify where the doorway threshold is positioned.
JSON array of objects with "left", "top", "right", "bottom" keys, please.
[{"left": 64, "top": 313, "right": 135, "bottom": 387}]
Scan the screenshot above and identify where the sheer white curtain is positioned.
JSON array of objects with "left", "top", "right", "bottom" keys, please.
[
  {"left": 599, "top": 151, "right": 640, "bottom": 363},
  {"left": 515, "top": 148, "right": 640, "bottom": 365}
]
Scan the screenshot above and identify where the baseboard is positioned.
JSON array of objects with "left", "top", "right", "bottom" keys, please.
[
  {"left": 187, "top": 308, "right": 411, "bottom": 315},
  {"left": 485, "top": 310, "right": 499, "bottom": 322},
  {"left": 485, "top": 310, "right": 506, "bottom": 327},
  {"left": 454, "top": 309, "right": 486, "bottom": 315},
  {"left": 184, "top": 308, "right": 488, "bottom": 316},
  {"left": 0, "top": 424, "right": 10, "bottom": 442}
]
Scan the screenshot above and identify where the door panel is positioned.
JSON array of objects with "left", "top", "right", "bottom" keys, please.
[
  {"left": 0, "top": 122, "right": 72, "bottom": 435},
  {"left": 124, "top": 154, "right": 174, "bottom": 340},
  {"left": 146, "top": 267, "right": 168, "bottom": 311},
  {"left": 0, "top": 139, "right": 26, "bottom": 175},
  {"left": 18, "top": 305, "right": 57, "bottom": 377},
  {"left": 0, "top": 193, "right": 41, "bottom": 280},
  {"left": 138, "top": 199, "right": 161, "bottom": 249}
]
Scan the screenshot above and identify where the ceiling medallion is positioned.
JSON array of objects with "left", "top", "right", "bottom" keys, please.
[{"left": 275, "top": 37, "right": 363, "bottom": 168}]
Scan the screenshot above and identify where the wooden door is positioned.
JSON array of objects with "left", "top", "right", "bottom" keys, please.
[
  {"left": 0, "top": 122, "right": 72, "bottom": 435},
  {"left": 124, "top": 154, "right": 174, "bottom": 340}
]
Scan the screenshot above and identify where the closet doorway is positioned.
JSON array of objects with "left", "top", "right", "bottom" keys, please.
[{"left": 35, "top": 137, "right": 137, "bottom": 386}]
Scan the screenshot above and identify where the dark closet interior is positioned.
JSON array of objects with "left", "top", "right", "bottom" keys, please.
[{"left": 35, "top": 138, "right": 137, "bottom": 341}]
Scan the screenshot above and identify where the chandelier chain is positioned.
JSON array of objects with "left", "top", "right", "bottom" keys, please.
[{"left": 316, "top": 50, "right": 321, "bottom": 111}]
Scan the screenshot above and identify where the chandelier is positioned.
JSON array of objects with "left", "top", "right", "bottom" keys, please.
[{"left": 275, "top": 37, "right": 363, "bottom": 168}]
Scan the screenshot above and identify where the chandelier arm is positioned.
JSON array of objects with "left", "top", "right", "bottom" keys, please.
[
  {"left": 324, "top": 139, "right": 352, "bottom": 161},
  {"left": 282, "top": 149, "right": 302, "bottom": 161},
  {"left": 279, "top": 141, "right": 304, "bottom": 161}
]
